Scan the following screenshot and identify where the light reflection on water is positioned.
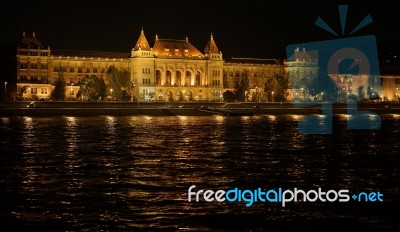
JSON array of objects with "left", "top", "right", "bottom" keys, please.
[{"left": 0, "top": 115, "right": 399, "bottom": 231}]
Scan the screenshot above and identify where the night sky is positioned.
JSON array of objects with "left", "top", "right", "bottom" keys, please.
[{"left": 1, "top": 0, "right": 399, "bottom": 60}]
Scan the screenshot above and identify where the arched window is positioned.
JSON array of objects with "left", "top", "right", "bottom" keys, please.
[
  {"left": 156, "top": 70, "right": 161, "bottom": 85},
  {"left": 186, "top": 71, "right": 191, "bottom": 86},
  {"left": 176, "top": 71, "right": 182, "bottom": 86},
  {"left": 166, "top": 70, "right": 171, "bottom": 85},
  {"left": 195, "top": 72, "right": 201, "bottom": 86}
]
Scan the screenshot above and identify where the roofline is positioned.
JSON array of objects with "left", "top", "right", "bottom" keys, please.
[
  {"left": 229, "top": 57, "right": 280, "bottom": 61},
  {"left": 157, "top": 39, "right": 187, "bottom": 42},
  {"left": 225, "top": 57, "right": 282, "bottom": 65},
  {"left": 53, "top": 50, "right": 129, "bottom": 54}
]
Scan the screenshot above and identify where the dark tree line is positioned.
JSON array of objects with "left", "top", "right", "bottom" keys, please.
[{"left": 223, "top": 71, "right": 289, "bottom": 102}]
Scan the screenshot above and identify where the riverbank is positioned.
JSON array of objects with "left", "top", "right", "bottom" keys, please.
[{"left": 0, "top": 101, "right": 398, "bottom": 116}]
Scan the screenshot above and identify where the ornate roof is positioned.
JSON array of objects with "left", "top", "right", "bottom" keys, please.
[
  {"left": 204, "top": 33, "right": 219, "bottom": 54},
  {"left": 133, "top": 28, "right": 151, "bottom": 51},
  {"left": 52, "top": 50, "right": 130, "bottom": 59},
  {"left": 287, "top": 48, "right": 318, "bottom": 62},
  {"left": 17, "top": 32, "right": 46, "bottom": 49},
  {"left": 153, "top": 37, "right": 204, "bottom": 57},
  {"left": 225, "top": 57, "right": 281, "bottom": 65}
]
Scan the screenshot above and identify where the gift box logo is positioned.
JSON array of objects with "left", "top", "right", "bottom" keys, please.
[{"left": 286, "top": 5, "right": 381, "bottom": 134}]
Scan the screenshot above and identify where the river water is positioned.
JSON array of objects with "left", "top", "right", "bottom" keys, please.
[{"left": 0, "top": 115, "right": 399, "bottom": 231}]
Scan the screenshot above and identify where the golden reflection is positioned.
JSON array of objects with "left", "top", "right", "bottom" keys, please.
[
  {"left": 105, "top": 116, "right": 116, "bottom": 135},
  {"left": 389, "top": 114, "right": 400, "bottom": 119},
  {"left": 1, "top": 117, "right": 9, "bottom": 124},
  {"left": 128, "top": 116, "right": 140, "bottom": 127},
  {"left": 178, "top": 116, "right": 187, "bottom": 121},
  {"left": 22, "top": 117, "right": 36, "bottom": 149},
  {"left": 214, "top": 115, "right": 225, "bottom": 124},
  {"left": 291, "top": 115, "right": 303, "bottom": 121},
  {"left": 368, "top": 114, "right": 378, "bottom": 120},
  {"left": 338, "top": 114, "right": 351, "bottom": 120},
  {"left": 62, "top": 117, "right": 84, "bottom": 195},
  {"left": 240, "top": 116, "right": 251, "bottom": 122},
  {"left": 144, "top": 116, "right": 153, "bottom": 121},
  {"left": 64, "top": 116, "right": 78, "bottom": 152},
  {"left": 23, "top": 116, "right": 33, "bottom": 127},
  {"left": 178, "top": 116, "right": 188, "bottom": 126},
  {"left": 65, "top": 116, "right": 76, "bottom": 127},
  {"left": 267, "top": 115, "right": 276, "bottom": 121}
]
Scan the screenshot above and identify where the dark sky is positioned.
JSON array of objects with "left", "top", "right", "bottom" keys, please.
[{"left": 1, "top": 0, "right": 399, "bottom": 60}]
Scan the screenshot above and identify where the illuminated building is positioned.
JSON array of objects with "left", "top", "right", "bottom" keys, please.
[{"left": 14, "top": 30, "right": 400, "bottom": 102}]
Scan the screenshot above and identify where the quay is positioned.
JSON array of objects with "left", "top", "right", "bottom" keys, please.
[{"left": 0, "top": 102, "right": 398, "bottom": 117}]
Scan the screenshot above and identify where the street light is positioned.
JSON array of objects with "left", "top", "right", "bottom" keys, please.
[
  {"left": 4, "top": 82, "right": 7, "bottom": 100},
  {"left": 110, "top": 88, "right": 113, "bottom": 100},
  {"left": 321, "top": 92, "right": 324, "bottom": 101},
  {"left": 245, "top": 91, "right": 247, "bottom": 102},
  {"left": 70, "top": 83, "right": 74, "bottom": 100},
  {"left": 271, "top": 91, "right": 274, "bottom": 102}
]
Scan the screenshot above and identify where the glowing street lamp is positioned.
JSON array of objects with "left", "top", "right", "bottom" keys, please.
[
  {"left": 271, "top": 91, "right": 274, "bottom": 102},
  {"left": 4, "top": 82, "right": 7, "bottom": 99},
  {"left": 110, "top": 88, "right": 113, "bottom": 100},
  {"left": 301, "top": 87, "right": 304, "bottom": 99}
]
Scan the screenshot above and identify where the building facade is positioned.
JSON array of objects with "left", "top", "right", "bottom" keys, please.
[{"left": 14, "top": 30, "right": 400, "bottom": 102}]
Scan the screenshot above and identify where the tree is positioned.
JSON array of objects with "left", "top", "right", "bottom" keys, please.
[
  {"left": 273, "top": 72, "right": 289, "bottom": 102},
  {"left": 18, "top": 85, "right": 28, "bottom": 100},
  {"left": 357, "top": 86, "right": 365, "bottom": 100},
  {"left": 348, "top": 93, "right": 358, "bottom": 101},
  {"left": 97, "top": 76, "right": 107, "bottom": 100},
  {"left": 77, "top": 75, "right": 107, "bottom": 101},
  {"left": 307, "top": 77, "right": 319, "bottom": 97},
  {"left": 264, "top": 77, "right": 278, "bottom": 102},
  {"left": 223, "top": 90, "right": 236, "bottom": 102},
  {"left": 234, "top": 72, "right": 249, "bottom": 101},
  {"left": 51, "top": 70, "right": 66, "bottom": 101},
  {"left": 108, "top": 66, "right": 132, "bottom": 101}
]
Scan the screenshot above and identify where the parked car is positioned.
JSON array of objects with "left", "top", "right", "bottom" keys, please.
[
  {"left": 221, "top": 103, "right": 244, "bottom": 108},
  {"left": 27, "top": 101, "right": 41, "bottom": 108}
]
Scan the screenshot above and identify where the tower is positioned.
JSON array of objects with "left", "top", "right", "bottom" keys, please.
[
  {"left": 204, "top": 33, "right": 224, "bottom": 101},
  {"left": 130, "top": 28, "right": 155, "bottom": 102}
]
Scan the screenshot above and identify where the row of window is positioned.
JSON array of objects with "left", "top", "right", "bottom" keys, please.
[
  {"left": 19, "top": 75, "right": 47, "bottom": 80},
  {"left": 289, "top": 71, "right": 317, "bottom": 78},
  {"left": 225, "top": 71, "right": 279, "bottom": 78},
  {"left": 212, "top": 70, "right": 221, "bottom": 76},
  {"left": 20, "top": 63, "right": 48, "bottom": 69},
  {"left": 142, "top": 68, "right": 151, "bottom": 74},
  {"left": 211, "top": 90, "right": 222, "bottom": 96},
  {"left": 19, "top": 51, "right": 48, "bottom": 56},
  {"left": 53, "top": 66, "right": 106, "bottom": 73},
  {"left": 211, "top": 80, "right": 221, "bottom": 86},
  {"left": 156, "top": 89, "right": 204, "bottom": 93},
  {"left": 24, "top": 87, "right": 48, "bottom": 95},
  {"left": 142, "top": 78, "right": 151, "bottom": 85}
]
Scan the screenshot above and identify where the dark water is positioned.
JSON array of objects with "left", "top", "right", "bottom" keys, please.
[{"left": 0, "top": 115, "right": 399, "bottom": 231}]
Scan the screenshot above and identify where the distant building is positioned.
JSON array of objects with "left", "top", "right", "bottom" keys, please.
[{"left": 284, "top": 47, "right": 318, "bottom": 101}]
